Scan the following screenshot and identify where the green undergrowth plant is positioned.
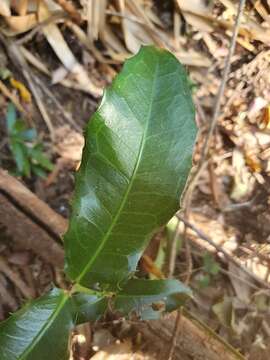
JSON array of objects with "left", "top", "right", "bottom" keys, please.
[
  {"left": 0, "top": 46, "right": 197, "bottom": 359},
  {"left": 198, "top": 253, "right": 221, "bottom": 288},
  {"left": 6, "top": 103, "right": 53, "bottom": 178}
]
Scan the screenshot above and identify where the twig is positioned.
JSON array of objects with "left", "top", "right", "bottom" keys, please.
[
  {"left": 177, "top": 214, "right": 270, "bottom": 289},
  {"left": 167, "top": 9, "right": 248, "bottom": 357},
  {"left": 33, "top": 74, "right": 80, "bottom": 131},
  {"left": 183, "top": 222, "right": 193, "bottom": 284},
  {"left": 182, "top": 0, "right": 247, "bottom": 210},
  {"left": 15, "top": 12, "right": 66, "bottom": 45},
  {"left": 167, "top": 215, "right": 193, "bottom": 359},
  {"left": 54, "top": 0, "right": 82, "bottom": 24},
  {"left": 194, "top": 96, "right": 207, "bottom": 125},
  {"left": 219, "top": 268, "right": 259, "bottom": 291},
  {"left": 201, "top": 0, "right": 246, "bottom": 162},
  {"left": 190, "top": 248, "right": 260, "bottom": 290},
  {"left": 164, "top": 4, "right": 249, "bottom": 357},
  {"left": 105, "top": 10, "right": 146, "bottom": 25},
  {"left": 167, "top": 309, "right": 182, "bottom": 360}
]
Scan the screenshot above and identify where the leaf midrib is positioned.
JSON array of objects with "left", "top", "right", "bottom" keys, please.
[
  {"left": 20, "top": 293, "right": 69, "bottom": 360},
  {"left": 76, "top": 61, "right": 159, "bottom": 284}
]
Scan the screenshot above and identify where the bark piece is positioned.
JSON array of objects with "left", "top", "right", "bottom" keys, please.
[
  {"left": 0, "top": 169, "right": 64, "bottom": 267},
  {"left": 135, "top": 310, "right": 244, "bottom": 360},
  {"left": 0, "top": 169, "right": 68, "bottom": 237},
  {"left": 0, "top": 194, "right": 64, "bottom": 267}
]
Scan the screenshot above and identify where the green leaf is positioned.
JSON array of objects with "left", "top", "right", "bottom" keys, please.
[
  {"left": 203, "top": 253, "right": 220, "bottom": 276},
  {"left": 13, "top": 120, "right": 28, "bottom": 134},
  {"left": 10, "top": 141, "right": 30, "bottom": 177},
  {"left": 198, "top": 274, "right": 210, "bottom": 288},
  {"left": 29, "top": 146, "right": 54, "bottom": 171},
  {"left": 6, "top": 103, "right": 17, "bottom": 134},
  {"left": 64, "top": 45, "right": 197, "bottom": 289},
  {"left": 0, "top": 67, "right": 12, "bottom": 80},
  {"left": 71, "top": 292, "right": 108, "bottom": 325},
  {"left": 113, "top": 278, "right": 191, "bottom": 320},
  {"left": 0, "top": 288, "right": 73, "bottom": 360},
  {"left": 31, "top": 165, "right": 47, "bottom": 178},
  {"left": 19, "top": 128, "right": 37, "bottom": 142}
]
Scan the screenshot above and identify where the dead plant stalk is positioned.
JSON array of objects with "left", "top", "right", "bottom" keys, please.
[{"left": 168, "top": 0, "right": 247, "bottom": 359}]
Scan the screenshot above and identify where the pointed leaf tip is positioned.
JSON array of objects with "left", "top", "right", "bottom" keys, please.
[{"left": 114, "top": 279, "right": 192, "bottom": 320}]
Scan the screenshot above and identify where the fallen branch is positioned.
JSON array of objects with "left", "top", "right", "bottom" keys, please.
[
  {"left": 0, "top": 169, "right": 65, "bottom": 267},
  {"left": 135, "top": 309, "right": 244, "bottom": 360}
]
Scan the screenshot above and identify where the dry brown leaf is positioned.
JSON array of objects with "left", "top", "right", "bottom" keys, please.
[
  {"left": 175, "top": 0, "right": 214, "bottom": 31},
  {"left": 10, "top": 77, "right": 32, "bottom": 103},
  {"left": 16, "top": 0, "right": 29, "bottom": 16},
  {"left": 126, "top": 0, "right": 164, "bottom": 46},
  {"left": 140, "top": 254, "right": 165, "bottom": 279},
  {"left": 245, "top": 153, "right": 262, "bottom": 173},
  {"left": 212, "top": 296, "right": 235, "bottom": 329},
  {"left": 11, "top": 0, "right": 59, "bottom": 13},
  {"left": 254, "top": 0, "right": 269, "bottom": 22},
  {"left": 183, "top": 12, "right": 214, "bottom": 32},
  {"left": 262, "top": 106, "right": 270, "bottom": 129},
  {"left": 230, "top": 149, "right": 255, "bottom": 202},
  {"left": 103, "top": 25, "right": 129, "bottom": 59},
  {"left": 0, "top": 0, "right": 11, "bottom": 16},
  {"left": 54, "top": 125, "right": 84, "bottom": 162},
  {"left": 176, "top": 0, "right": 210, "bottom": 14},
  {"left": 5, "top": 14, "right": 37, "bottom": 32},
  {"left": 118, "top": 0, "right": 153, "bottom": 53},
  {"left": 38, "top": 0, "right": 102, "bottom": 97},
  {"left": 247, "top": 97, "right": 268, "bottom": 121},
  {"left": 174, "top": 51, "right": 212, "bottom": 67},
  {"left": 51, "top": 66, "right": 69, "bottom": 84},
  {"left": 90, "top": 341, "right": 154, "bottom": 360},
  {"left": 246, "top": 260, "right": 270, "bottom": 282},
  {"left": 86, "top": 0, "right": 107, "bottom": 41},
  {"left": 228, "top": 263, "right": 252, "bottom": 304},
  {"left": 220, "top": 0, "right": 270, "bottom": 45},
  {"left": 189, "top": 212, "right": 238, "bottom": 254}
]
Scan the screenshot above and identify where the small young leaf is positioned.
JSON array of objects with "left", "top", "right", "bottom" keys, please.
[
  {"left": 64, "top": 46, "right": 197, "bottom": 289},
  {"left": 0, "top": 288, "right": 73, "bottom": 360},
  {"left": 113, "top": 278, "right": 191, "bottom": 320},
  {"left": 6, "top": 102, "right": 17, "bottom": 134}
]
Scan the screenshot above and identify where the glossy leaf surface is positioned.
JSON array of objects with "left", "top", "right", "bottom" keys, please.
[
  {"left": 64, "top": 45, "right": 197, "bottom": 289},
  {"left": 0, "top": 288, "right": 72, "bottom": 360},
  {"left": 114, "top": 278, "right": 191, "bottom": 319}
]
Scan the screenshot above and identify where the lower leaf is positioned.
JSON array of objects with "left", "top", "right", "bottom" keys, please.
[
  {"left": 0, "top": 288, "right": 72, "bottom": 360},
  {"left": 113, "top": 278, "right": 192, "bottom": 320}
]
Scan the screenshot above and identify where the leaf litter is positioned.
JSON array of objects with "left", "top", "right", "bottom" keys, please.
[{"left": 1, "top": 0, "right": 270, "bottom": 358}]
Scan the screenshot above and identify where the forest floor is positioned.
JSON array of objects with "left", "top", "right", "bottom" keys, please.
[{"left": 1, "top": 1, "right": 270, "bottom": 359}]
